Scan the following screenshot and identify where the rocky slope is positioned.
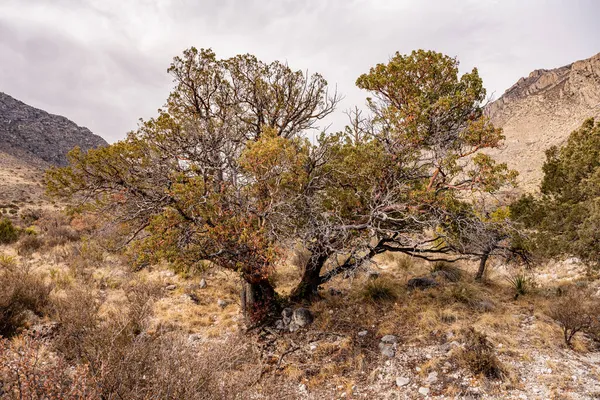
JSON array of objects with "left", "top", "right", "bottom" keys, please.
[
  {"left": 0, "top": 92, "right": 107, "bottom": 166},
  {"left": 486, "top": 52, "right": 600, "bottom": 190}
]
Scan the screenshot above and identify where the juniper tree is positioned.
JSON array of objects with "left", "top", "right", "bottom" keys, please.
[{"left": 511, "top": 118, "right": 600, "bottom": 267}]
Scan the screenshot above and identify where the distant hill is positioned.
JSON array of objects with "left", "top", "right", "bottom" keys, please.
[
  {"left": 0, "top": 92, "right": 107, "bottom": 166},
  {"left": 486, "top": 52, "right": 600, "bottom": 190}
]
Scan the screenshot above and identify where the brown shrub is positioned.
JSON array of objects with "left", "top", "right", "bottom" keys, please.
[
  {"left": 20, "top": 208, "right": 43, "bottom": 225},
  {"left": 548, "top": 291, "right": 597, "bottom": 347},
  {"left": 0, "top": 264, "right": 53, "bottom": 337},
  {"left": 16, "top": 234, "right": 44, "bottom": 256},
  {"left": 456, "top": 328, "right": 505, "bottom": 380},
  {"left": 37, "top": 211, "right": 80, "bottom": 247},
  {"left": 0, "top": 335, "right": 98, "bottom": 400}
]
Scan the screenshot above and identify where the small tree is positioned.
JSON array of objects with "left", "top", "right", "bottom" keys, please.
[{"left": 549, "top": 292, "right": 596, "bottom": 347}]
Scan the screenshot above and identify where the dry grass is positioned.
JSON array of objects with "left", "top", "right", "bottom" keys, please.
[{"left": 0, "top": 261, "right": 53, "bottom": 337}]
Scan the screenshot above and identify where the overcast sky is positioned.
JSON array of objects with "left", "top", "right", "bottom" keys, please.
[{"left": 1, "top": 0, "right": 599, "bottom": 143}]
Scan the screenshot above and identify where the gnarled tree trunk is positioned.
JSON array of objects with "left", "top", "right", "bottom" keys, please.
[
  {"left": 240, "top": 278, "right": 279, "bottom": 326},
  {"left": 289, "top": 251, "right": 330, "bottom": 302}
]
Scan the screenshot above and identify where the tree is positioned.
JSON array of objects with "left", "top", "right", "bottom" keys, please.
[
  {"left": 289, "top": 50, "right": 518, "bottom": 298},
  {"left": 438, "top": 203, "right": 530, "bottom": 281},
  {"left": 511, "top": 118, "right": 600, "bottom": 266},
  {"left": 46, "top": 47, "right": 339, "bottom": 324}
]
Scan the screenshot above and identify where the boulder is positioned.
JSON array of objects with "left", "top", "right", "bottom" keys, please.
[
  {"left": 426, "top": 371, "right": 438, "bottom": 384},
  {"left": 396, "top": 377, "right": 410, "bottom": 387},
  {"left": 292, "top": 308, "right": 313, "bottom": 327},
  {"left": 381, "top": 335, "right": 398, "bottom": 344},
  {"left": 199, "top": 278, "right": 207, "bottom": 289},
  {"left": 379, "top": 343, "right": 395, "bottom": 358},
  {"left": 217, "top": 299, "right": 228, "bottom": 308},
  {"left": 379, "top": 335, "right": 398, "bottom": 358}
]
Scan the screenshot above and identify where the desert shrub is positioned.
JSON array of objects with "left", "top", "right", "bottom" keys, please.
[
  {"left": 447, "top": 283, "right": 482, "bottom": 307},
  {"left": 20, "top": 208, "right": 43, "bottom": 225},
  {"left": 0, "top": 218, "right": 19, "bottom": 244},
  {"left": 0, "top": 264, "right": 53, "bottom": 337},
  {"left": 457, "top": 328, "right": 505, "bottom": 379},
  {"left": 0, "top": 254, "right": 17, "bottom": 270},
  {"left": 506, "top": 272, "right": 533, "bottom": 299},
  {"left": 548, "top": 292, "right": 596, "bottom": 347},
  {"left": 0, "top": 335, "right": 98, "bottom": 400},
  {"left": 430, "top": 261, "right": 463, "bottom": 282},
  {"left": 16, "top": 234, "right": 44, "bottom": 255},
  {"left": 37, "top": 212, "right": 80, "bottom": 247},
  {"left": 360, "top": 277, "right": 398, "bottom": 302}
]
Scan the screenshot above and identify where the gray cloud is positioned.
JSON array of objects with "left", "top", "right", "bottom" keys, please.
[{"left": 0, "top": 0, "right": 598, "bottom": 142}]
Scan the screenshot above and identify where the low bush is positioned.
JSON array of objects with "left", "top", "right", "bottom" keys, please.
[
  {"left": 506, "top": 272, "right": 533, "bottom": 299},
  {"left": 0, "top": 264, "right": 53, "bottom": 337},
  {"left": 16, "top": 234, "right": 44, "bottom": 255},
  {"left": 456, "top": 328, "right": 505, "bottom": 379},
  {"left": 48, "top": 281, "right": 258, "bottom": 399},
  {"left": 37, "top": 212, "right": 80, "bottom": 247},
  {"left": 0, "top": 218, "right": 19, "bottom": 244},
  {"left": 0, "top": 335, "right": 97, "bottom": 400},
  {"left": 430, "top": 261, "right": 463, "bottom": 282},
  {"left": 447, "top": 283, "right": 482, "bottom": 307}
]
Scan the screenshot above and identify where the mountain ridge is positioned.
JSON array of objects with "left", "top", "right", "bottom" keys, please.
[
  {"left": 0, "top": 92, "right": 107, "bottom": 166},
  {"left": 486, "top": 52, "right": 600, "bottom": 190}
]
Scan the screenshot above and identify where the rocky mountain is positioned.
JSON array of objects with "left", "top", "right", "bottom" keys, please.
[
  {"left": 486, "top": 52, "right": 600, "bottom": 190},
  {"left": 0, "top": 92, "right": 107, "bottom": 166}
]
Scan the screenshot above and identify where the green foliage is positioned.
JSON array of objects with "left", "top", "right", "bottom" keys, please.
[
  {"left": 505, "top": 272, "right": 533, "bottom": 299},
  {"left": 0, "top": 218, "right": 19, "bottom": 244},
  {"left": 511, "top": 119, "right": 600, "bottom": 266}
]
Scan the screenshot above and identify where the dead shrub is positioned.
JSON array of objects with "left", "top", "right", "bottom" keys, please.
[
  {"left": 20, "top": 208, "right": 43, "bottom": 225},
  {"left": 16, "top": 234, "right": 44, "bottom": 256},
  {"left": 37, "top": 211, "right": 80, "bottom": 247},
  {"left": 0, "top": 335, "right": 98, "bottom": 400},
  {"left": 456, "top": 328, "right": 505, "bottom": 380},
  {"left": 548, "top": 291, "right": 597, "bottom": 347},
  {"left": 0, "top": 263, "right": 53, "bottom": 337}
]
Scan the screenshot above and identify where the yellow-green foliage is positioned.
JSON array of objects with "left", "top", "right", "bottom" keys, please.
[{"left": 0, "top": 218, "right": 19, "bottom": 244}]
